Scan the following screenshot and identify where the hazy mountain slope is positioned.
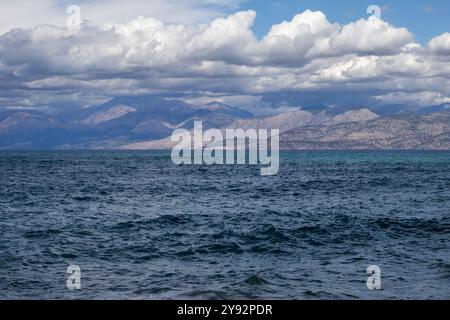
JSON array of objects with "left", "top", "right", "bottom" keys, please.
[
  {"left": 0, "top": 110, "right": 61, "bottom": 133},
  {"left": 196, "top": 102, "right": 253, "bottom": 119},
  {"left": 2, "top": 99, "right": 449, "bottom": 150},
  {"left": 228, "top": 108, "right": 378, "bottom": 131},
  {"left": 122, "top": 108, "right": 380, "bottom": 150},
  {"left": 230, "top": 110, "right": 314, "bottom": 132},
  {"left": 81, "top": 105, "right": 137, "bottom": 125},
  {"left": 123, "top": 110, "right": 315, "bottom": 150},
  {"left": 326, "top": 108, "right": 379, "bottom": 125},
  {"left": 420, "top": 132, "right": 450, "bottom": 149},
  {"left": 0, "top": 97, "right": 254, "bottom": 149},
  {"left": 280, "top": 112, "right": 450, "bottom": 150},
  {"left": 0, "top": 110, "right": 100, "bottom": 149}
]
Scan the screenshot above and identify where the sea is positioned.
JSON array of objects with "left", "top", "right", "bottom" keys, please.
[{"left": 0, "top": 150, "right": 449, "bottom": 299}]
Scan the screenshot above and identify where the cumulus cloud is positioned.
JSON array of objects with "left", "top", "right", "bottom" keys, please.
[
  {"left": 259, "top": 11, "right": 413, "bottom": 65},
  {"left": 428, "top": 32, "right": 450, "bottom": 55},
  {"left": 0, "top": 0, "right": 246, "bottom": 35},
  {"left": 0, "top": 7, "right": 449, "bottom": 110},
  {"left": 375, "top": 91, "right": 450, "bottom": 107}
]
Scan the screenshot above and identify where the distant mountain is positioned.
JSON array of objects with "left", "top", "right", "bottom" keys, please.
[
  {"left": 326, "top": 108, "right": 379, "bottom": 125},
  {"left": 123, "top": 107, "right": 380, "bottom": 150},
  {"left": 1, "top": 97, "right": 450, "bottom": 150},
  {"left": 196, "top": 102, "right": 253, "bottom": 119},
  {"left": 0, "top": 97, "right": 253, "bottom": 149},
  {"left": 418, "top": 104, "right": 450, "bottom": 115},
  {"left": 0, "top": 110, "right": 57, "bottom": 134},
  {"left": 0, "top": 110, "right": 95, "bottom": 149},
  {"left": 259, "top": 91, "right": 450, "bottom": 116},
  {"left": 80, "top": 105, "right": 138, "bottom": 126},
  {"left": 230, "top": 110, "right": 314, "bottom": 132},
  {"left": 280, "top": 112, "right": 450, "bottom": 150}
]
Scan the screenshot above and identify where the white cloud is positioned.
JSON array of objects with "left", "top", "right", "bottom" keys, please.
[
  {"left": 330, "top": 16, "right": 412, "bottom": 55},
  {"left": 257, "top": 11, "right": 413, "bottom": 66},
  {"left": 0, "top": 7, "right": 449, "bottom": 109},
  {"left": 0, "top": 0, "right": 245, "bottom": 35},
  {"left": 375, "top": 91, "right": 450, "bottom": 107},
  {"left": 428, "top": 32, "right": 450, "bottom": 55}
]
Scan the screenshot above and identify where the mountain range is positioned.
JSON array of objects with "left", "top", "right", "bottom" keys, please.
[
  {"left": 0, "top": 97, "right": 251, "bottom": 149},
  {"left": 0, "top": 96, "right": 449, "bottom": 150},
  {"left": 281, "top": 112, "right": 450, "bottom": 150}
]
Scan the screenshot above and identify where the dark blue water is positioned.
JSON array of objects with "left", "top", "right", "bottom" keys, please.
[{"left": 0, "top": 151, "right": 449, "bottom": 299}]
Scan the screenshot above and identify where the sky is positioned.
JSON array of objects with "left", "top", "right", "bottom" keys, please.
[
  {"left": 242, "top": 0, "right": 450, "bottom": 44},
  {"left": 0, "top": 0, "right": 449, "bottom": 112},
  {"left": 2, "top": 0, "right": 449, "bottom": 43}
]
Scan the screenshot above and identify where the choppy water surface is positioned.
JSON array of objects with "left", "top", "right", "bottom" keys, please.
[{"left": 0, "top": 151, "right": 449, "bottom": 299}]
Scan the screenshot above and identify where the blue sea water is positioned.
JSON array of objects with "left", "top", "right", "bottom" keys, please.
[{"left": 0, "top": 150, "right": 449, "bottom": 300}]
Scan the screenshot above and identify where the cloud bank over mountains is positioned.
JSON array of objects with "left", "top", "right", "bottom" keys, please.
[{"left": 1, "top": 8, "right": 450, "bottom": 110}]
